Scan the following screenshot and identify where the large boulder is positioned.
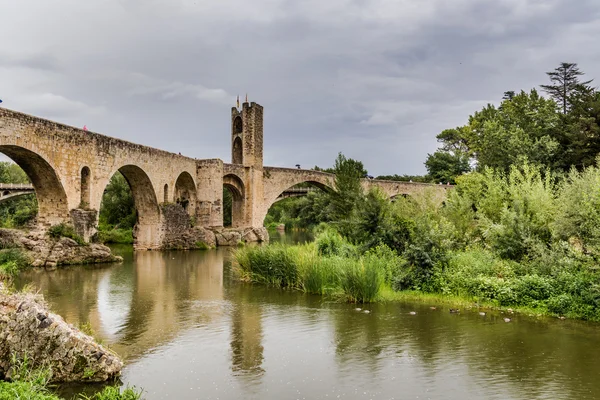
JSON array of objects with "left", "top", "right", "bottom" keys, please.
[
  {"left": 215, "top": 230, "right": 243, "bottom": 246},
  {"left": 161, "top": 227, "right": 217, "bottom": 250},
  {"left": 0, "top": 283, "right": 122, "bottom": 382},
  {"left": 0, "top": 229, "right": 122, "bottom": 268}
]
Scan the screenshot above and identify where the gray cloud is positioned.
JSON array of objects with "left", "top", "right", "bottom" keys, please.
[{"left": 1, "top": 0, "right": 600, "bottom": 174}]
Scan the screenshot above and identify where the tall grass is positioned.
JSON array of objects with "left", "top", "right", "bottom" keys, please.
[
  {"left": 1, "top": 353, "right": 144, "bottom": 400},
  {"left": 234, "top": 236, "right": 393, "bottom": 303}
]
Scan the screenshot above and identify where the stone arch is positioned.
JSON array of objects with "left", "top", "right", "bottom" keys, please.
[
  {"left": 111, "top": 165, "right": 161, "bottom": 249},
  {"left": 80, "top": 166, "right": 91, "bottom": 208},
  {"left": 223, "top": 174, "right": 245, "bottom": 228},
  {"left": 163, "top": 184, "right": 169, "bottom": 203},
  {"left": 260, "top": 173, "right": 335, "bottom": 226},
  {"left": 233, "top": 116, "right": 243, "bottom": 134},
  {"left": 0, "top": 145, "right": 69, "bottom": 226},
  {"left": 174, "top": 171, "right": 197, "bottom": 216},
  {"left": 232, "top": 137, "right": 243, "bottom": 165}
]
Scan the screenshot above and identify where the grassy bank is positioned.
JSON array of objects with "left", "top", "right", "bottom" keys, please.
[
  {"left": 0, "top": 357, "right": 143, "bottom": 400},
  {"left": 235, "top": 233, "right": 403, "bottom": 304},
  {"left": 234, "top": 229, "right": 600, "bottom": 321}
]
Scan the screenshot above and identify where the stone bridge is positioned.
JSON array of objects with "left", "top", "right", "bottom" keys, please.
[
  {"left": 0, "top": 183, "right": 35, "bottom": 203},
  {"left": 0, "top": 102, "right": 450, "bottom": 249}
]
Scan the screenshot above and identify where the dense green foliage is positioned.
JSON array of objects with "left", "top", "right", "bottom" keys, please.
[
  {"left": 0, "top": 161, "right": 37, "bottom": 228},
  {"left": 98, "top": 172, "right": 136, "bottom": 244},
  {"left": 426, "top": 62, "right": 600, "bottom": 182},
  {"left": 0, "top": 248, "right": 30, "bottom": 280},
  {"left": 246, "top": 156, "right": 600, "bottom": 321},
  {"left": 264, "top": 153, "right": 368, "bottom": 230},
  {"left": 99, "top": 172, "right": 136, "bottom": 230}
]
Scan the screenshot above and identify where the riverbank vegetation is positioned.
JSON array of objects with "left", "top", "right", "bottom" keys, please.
[
  {"left": 0, "top": 248, "right": 29, "bottom": 280},
  {"left": 245, "top": 63, "right": 600, "bottom": 321},
  {"left": 0, "top": 356, "right": 143, "bottom": 400},
  {"left": 239, "top": 161, "right": 600, "bottom": 320}
]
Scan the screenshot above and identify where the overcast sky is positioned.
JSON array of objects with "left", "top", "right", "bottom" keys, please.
[{"left": 2, "top": 0, "right": 600, "bottom": 176}]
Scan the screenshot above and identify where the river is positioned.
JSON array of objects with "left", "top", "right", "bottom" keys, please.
[{"left": 14, "top": 233, "right": 600, "bottom": 400}]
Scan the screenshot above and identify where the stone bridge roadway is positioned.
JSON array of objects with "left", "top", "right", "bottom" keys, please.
[{"left": 0, "top": 105, "right": 450, "bottom": 249}]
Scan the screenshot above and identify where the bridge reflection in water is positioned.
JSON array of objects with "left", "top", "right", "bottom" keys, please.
[{"left": 15, "top": 246, "right": 600, "bottom": 400}]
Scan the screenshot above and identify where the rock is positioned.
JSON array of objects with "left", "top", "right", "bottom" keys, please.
[
  {"left": 0, "top": 283, "right": 122, "bottom": 382},
  {"left": 242, "top": 228, "right": 258, "bottom": 243},
  {"left": 253, "top": 227, "right": 269, "bottom": 243},
  {"left": 0, "top": 228, "right": 122, "bottom": 267},
  {"left": 276, "top": 223, "right": 285, "bottom": 231},
  {"left": 215, "top": 230, "right": 242, "bottom": 246}
]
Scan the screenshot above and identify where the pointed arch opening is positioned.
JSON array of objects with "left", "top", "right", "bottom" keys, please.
[
  {"left": 223, "top": 174, "right": 245, "bottom": 228},
  {"left": 232, "top": 137, "right": 243, "bottom": 165},
  {"left": 175, "top": 171, "right": 197, "bottom": 217},
  {"left": 80, "top": 166, "right": 91, "bottom": 208}
]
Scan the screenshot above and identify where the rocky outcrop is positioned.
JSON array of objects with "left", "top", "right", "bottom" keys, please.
[
  {"left": 211, "top": 227, "right": 270, "bottom": 246},
  {"left": 0, "top": 229, "right": 121, "bottom": 268},
  {"left": 161, "top": 227, "right": 217, "bottom": 250},
  {"left": 0, "top": 283, "right": 122, "bottom": 382}
]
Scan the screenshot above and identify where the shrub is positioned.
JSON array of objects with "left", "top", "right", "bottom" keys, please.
[
  {"left": 315, "top": 228, "right": 356, "bottom": 257},
  {"left": 547, "top": 294, "right": 575, "bottom": 316},
  {"left": 47, "top": 223, "right": 86, "bottom": 245},
  {"left": 0, "top": 248, "right": 30, "bottom": 279}
]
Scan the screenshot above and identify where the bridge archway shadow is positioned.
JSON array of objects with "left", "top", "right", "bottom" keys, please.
[
  {"left": 99, "top": 165, "right": 160, "bottom": 249},
  {"left": 223, "top": 174, "right": 245, "bottom": 228},
  {"left": 0, "top": 145, "right": 69, "bottom": 227},
  {"left": 175, "top": 171, "right": 197, "bottom": 216}
]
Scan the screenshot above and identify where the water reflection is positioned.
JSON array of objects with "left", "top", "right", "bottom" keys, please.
[
  {"left": 16, "top": 246, "right": 600, "bottom": 400},
  {"left": 268, "top": 228, "right": 313, "bottom": 245}
]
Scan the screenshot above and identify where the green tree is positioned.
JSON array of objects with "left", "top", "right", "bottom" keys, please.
[
  {"left": 330, "top": 153, "right": 366, "bottom": 221},
  {"left": 0, "top": 162, "right": 29, "bottom": 184},
  {"left": 541, "top": 62, "right": 592, "bottom": 114},
  {"left": 425, "top": 151, "right": 470, "bottom": 184},
  {"left": 99, "top": 172, "right": 136, "bottom": 229}
]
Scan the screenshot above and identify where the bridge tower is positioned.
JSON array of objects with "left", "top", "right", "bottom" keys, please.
[
  {"left": 231, "top": 102, "right": 263, "bottom": 168},
  {"left": 229, "top": 102, "right": 265, "bottom": 228}
]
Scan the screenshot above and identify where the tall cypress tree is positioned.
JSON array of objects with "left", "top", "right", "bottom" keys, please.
[{"left": 541, "top": 62, "right": 593, "bottom": 114}]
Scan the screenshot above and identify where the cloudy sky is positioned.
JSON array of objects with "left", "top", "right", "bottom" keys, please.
[{"left": 2, "top": 0, "right": 600, "bottom": 175}]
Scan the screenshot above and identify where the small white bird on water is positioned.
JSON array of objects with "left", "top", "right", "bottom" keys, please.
[
  {"left": 355, "top": 308, "right": 362, "bottom": 311},
  {"left": 363, "top": 310, "right": 370, "bottom": 314},
  {"left": 409, "top": 311, "right": 417, "bottom": 315}
]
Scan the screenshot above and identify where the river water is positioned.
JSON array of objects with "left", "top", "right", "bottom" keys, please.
[{"left": 15, "top": 233, "right": 600, "bottom": 400}]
